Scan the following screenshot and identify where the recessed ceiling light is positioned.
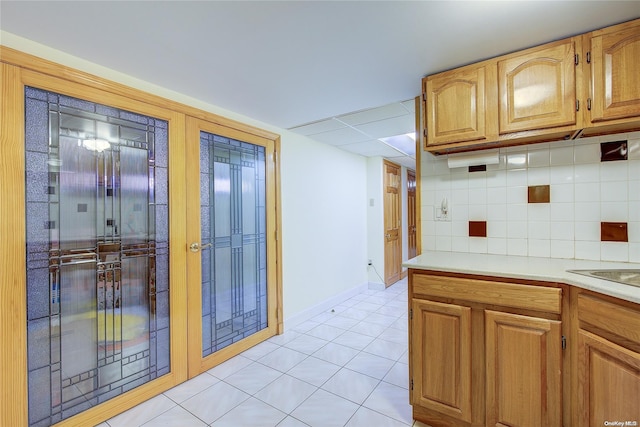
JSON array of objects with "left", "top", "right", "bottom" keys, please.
[{"left": 379, "top": 133, "right": 416, "bottom": 156}]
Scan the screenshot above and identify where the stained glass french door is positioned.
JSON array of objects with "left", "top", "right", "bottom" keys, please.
[{"left": 186, "top": 118, "right": 279, "bottom": 376}]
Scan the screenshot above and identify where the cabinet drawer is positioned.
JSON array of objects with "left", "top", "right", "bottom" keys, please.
[
  {"left": 413, "top": 273, "right": 562, "bottom": 314},
  {"left": 578, "top": 294, "right": 640, "bottom": 345}
]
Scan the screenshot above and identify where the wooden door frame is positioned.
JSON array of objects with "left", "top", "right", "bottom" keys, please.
[
  {"left": 185, "top": 117, "right": 282, "bottom": 378},
  {"left": 407, "top": 168, "right": 417, "bottom": 261}
]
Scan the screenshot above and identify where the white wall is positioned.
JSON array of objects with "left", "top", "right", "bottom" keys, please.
[
  {"left": 366, "top": 157, "right": 385, "bottom": 286},
  {"left": 2, "top": 31, "right": 369, "bottom": 328},
  {"left": 421, "top": 132, "right": 640, "bottom": 262}
]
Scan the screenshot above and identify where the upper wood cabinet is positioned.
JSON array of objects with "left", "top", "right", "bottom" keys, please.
[
  {"left": 587, "top": 19, "right": 640, "bottom": 125},
  {"left": 422, "top": 18, "right": 640, "bottom": 153},
  {"left": 498, "top": 38, "right": 579, "bottom": 134},
  {"left": 424, "top": 62, "right": 497, "bottom": 146}
]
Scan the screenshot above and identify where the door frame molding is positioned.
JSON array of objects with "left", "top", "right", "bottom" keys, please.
[
  {"left": 383, "top": 159, "right": 402, "bottom": 285},
  {"left": 0, "top": 46, "right": 282, "bottom": 427}
]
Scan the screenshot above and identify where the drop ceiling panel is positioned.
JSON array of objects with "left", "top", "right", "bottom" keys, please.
[
  {"left": 340, "top": 140, "right": 406, "bottom": 157},
  {"left": 387, "top": 156, "right": 416, "bottom": 169},
  {"left": 289, "top": 118, "right": 346, "bottom": 136},
  {"left": 337, "top": 102, "right": 410, "bottom": 126},
  {"left": 356, "top": 114, "right": 416, "bottom": 139},
  {"left": 310, "top": 126, "right": 370, "bottom": 146}
]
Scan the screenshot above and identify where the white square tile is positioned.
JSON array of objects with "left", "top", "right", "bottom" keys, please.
[
  {"left": 107, "top": 394, "right": 176, "bottom": 427},
  {"left": 141, "top": 405, "right": 207, "bottom": 427},
  {"left": 259, "top": 347, "right": 308, "bottom": 373},
  {"left": 550, "top": 203, "right": 574, "bottom": 222},
  {"left": 575, "top": 221, "right": 600, "bottom": 241},
  {"left": 211, "top": 397, "right": 287, "bottom": 427},
  {"left": 468, "top": 237, "right": 488, "bottom": 254},
  {"left": 550, "top": 146, "right": 574, "bottom": 166},
  {"left": 528, "top": 204, "right": 550, "bottom": 221},
  {"left": 363, "top": 338, "right": 408, "bottom": 361},
  {"left": 575, "top": 183, "right": 600, "bottom": 202},
  {"left": 323, "top": 315, "right": 360, "bottom": 330},
  {"left": 224, "top": 362, "right": 283, "bottom": 395},
  {"left": 268, "top": 330, "right": 301, "bottom": 346},
  {"left": 338, "top": 308, "right": 371, "bottom": 321},
  {"left": 362, "top": 382, "right": 413, "bottom": 425},
  {"left": 345, "top": 352, "right": 395, "bottom": 380},
  {"left": 629, "top": 243, "right": 640, "bottom": 262},
  {"left": 528, "top": 148, "right": 550, "bottom": 168},
  {"left": 452, "top": 236, "right": 470, "bottom": 253},
  {"left": 507, "top": 203, "right": 528, "bottom": 220},
  {"left": 507, "top": 153, "right": 528, "bottom": 170},
  {"left": 290, "top": 389, "right": 359, "bottom": 427},
  {"left": 333, "top": 331, "right": 376, "bottom": 351},
  {"left": 486, "top": 169, "right": 507, "bottom": 187},
  {"left": 349, "top": 321, "right": 387, "bottom": 338},
  {"left": 312, "top": 342, "right": 360, "bottom": 366},
  {"left": 321, "top": 368, "right": 380, "bottom": 404},
  {"left": 345, "top": 406, "right": 409, "bottom": 427},
  {"left": 600, "top": 161, "right": 628, "bottom": 182},
  {"left": 550, "top": 240, "right": 575, "bottom": 259},
  {"left": 287, "top": 356, "right": 341, "bottom": 387},
  {"left": 601, "top": 181, "right": 628, "bottom": 202},
  {"left": 528, "top": 239, "right": 550, "bottom": 258},
  {"left": 601, "top": 201, "right": 629, "bottom": 221},
  {"left": 528, "top": 221, "right": 550, "bottom": 239},
  {"left": 507, "top": 239, "right": 528, "bottom": 256},
  {"left": 164, "top": 373, "right": 219, "bottom": 404},
  {"left": 507, "top": 221, "right": 528, "bottom": 239},
  {"left": 487, "top": 204, "right": 507, "bottom": 221},
  {"left": 574, "top": 163, "right": 600, "bottom": 182},
  {"left": 254, "top": 374, "right": 317, "bottom": 413},
  {"left": 366, "top": 312, "right": 400, "bottom": 327},
  {"left": 276, "top": 416, "right": 311, "bottom": 427},
  {"left": 383, "top": 362, "right": 410, "bottom": 390},
  {"left": 574, "top": 141, "right": 600, "bottom": 164},
  {"left": 550, "top": 221, "right": 575, "bottom": 241},
  {"left": 487, "top": 221, "right": 507, "bottom": 238},
  {"left": 488, "top": 238, "right": 508, "bottom": 255},
  {"left": 487, "top": 187, "right": 507, "bottom": 205},
  {"left": 550, "top": 183, "right": 574, "bottom": 202},
  {"left": 527, "top": 166, "right": 550, "bottom": 185},
  {"left": 601, "top": 242, "right": 629, "bottom": 262},
  {"left": 181, "top": 381, "right": 250, "bottom": 424},
  {"left": 285, "top": 333, "right": 330, "bottom": 355},
  {"left": 506, "top": 169, "right": 528, "bottom": 186},
  {"left": 550, "top": 165, "right": 575, "bottom": 184},
  {"left": 377, "top": 327, "right": 408, "bottom": 344},
  {"left": 206, "top": 355, "right": 254, "bottom": 380},
  {"left": 575, "top": 241, "right": 601, "bottom": 260},
  {"left": 574, "top": 202, "right": 601, "bottom": 222},
  {"left": 242, "top": 341, "right": 282, "bottom": 361}
]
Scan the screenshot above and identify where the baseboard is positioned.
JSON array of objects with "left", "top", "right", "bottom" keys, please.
[
  {"left": 367, "top": 281, "right": 386, "bottom": 291},
  {"left": 283, "top": 282, "right": 369, "bottom": 331}
]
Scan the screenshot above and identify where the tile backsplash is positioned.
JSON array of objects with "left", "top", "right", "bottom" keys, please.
[{"left": 420, "top": 132, "right": 640, "bottom": 262}]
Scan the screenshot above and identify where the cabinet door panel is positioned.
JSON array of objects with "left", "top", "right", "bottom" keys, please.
[
  {"left": 426, "top": 65, "right": 489, "bottom": 145},
  {"left": 411, "top": 299, "right": 472, "bottom": 422},
  {"left": 578, "top": 330, "right": 640, "bottom": 427},
  {"left": 498, "top": 39, "right": 577, "bottom": 134},
  {"left": 590, "top": 23, "right": 640, "bottom": 122},
  {"left": 485, "top": 310, "right": 562, "bottom": 427}
]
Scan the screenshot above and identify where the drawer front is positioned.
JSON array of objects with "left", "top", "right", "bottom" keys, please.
[
  {"left": 413, "top": 273, "right": 562, "bottom": 314},
  {"left": 578, "top": 294, "right": 640, "bottom": 345}
]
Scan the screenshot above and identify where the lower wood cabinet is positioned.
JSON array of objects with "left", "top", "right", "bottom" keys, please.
[
  {"left": 409, "top": 270, "right": 640, "bottom": 427},
  {"left": 485, "top": 310, "right": 562, "bottom": 427},
  {"left": 409, "top": 271, "right": 564, "bottom": 427},
  {"left": 576, "top": 292, "right": 640, "bottom": 426}
]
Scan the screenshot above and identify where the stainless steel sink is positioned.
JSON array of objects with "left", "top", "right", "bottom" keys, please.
[{"left": 568, "top": 269, "right": 640, "bottom": 287}]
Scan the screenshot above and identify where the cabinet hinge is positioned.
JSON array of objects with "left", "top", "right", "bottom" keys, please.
[
  {"left": 562, "top": 335, "right": 567, "bottom": 350},
  {"left": 587, "top": 98, "right": 592, "bottom": 111},
  {"left": 411, "top": 379, "right": 414, "bottom": 390},
  {"left": 410, "top": 308, "right": 413, "bottom": 320},
  {"left": 423, "top": 129, "right": 427, "bottom": 138},
  {"left": 422, "top": 93, "right": 426, "bottom": 102},
  {"left": 586, "top": 51, "right": 591, "bottom": 64},
  {"left": 576, "top": 99, "right": 580, "bottom": 112},
  {"left": 574, "top": 53, "right": 579, "bottom": 66}
]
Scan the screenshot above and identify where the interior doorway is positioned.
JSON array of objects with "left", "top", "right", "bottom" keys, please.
[{"left": 383, "top": 160, "right": 402, "bottom": 285}]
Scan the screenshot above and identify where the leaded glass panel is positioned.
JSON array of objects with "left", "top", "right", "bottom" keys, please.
[
  {"left": 24, "top": 87, "right": 170, "bottom": 427},
  {"left": 200, "top": 132, "right": 267, "bottom": 356}
]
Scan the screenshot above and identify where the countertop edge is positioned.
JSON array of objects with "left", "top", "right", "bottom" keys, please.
[{"left": 404, "top": 252, "right": 640, "bottom": 305}]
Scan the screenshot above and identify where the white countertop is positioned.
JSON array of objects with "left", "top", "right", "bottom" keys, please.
[{"left": 403, "top": 251, "right": 640, "bottom": 304}]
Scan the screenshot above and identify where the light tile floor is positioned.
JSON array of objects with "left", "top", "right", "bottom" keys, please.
[{"left": 99, "top": 278, "right": 431, "bottom": 427}]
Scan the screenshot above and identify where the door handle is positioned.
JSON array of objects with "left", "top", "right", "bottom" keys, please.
[{"left": 189, "top": 242, "right": 212, "bottom": 253}]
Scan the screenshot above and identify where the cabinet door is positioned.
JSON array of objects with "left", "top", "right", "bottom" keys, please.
[
  {"left": 425, "top": 64, "right": 492, "bottom": 146},
  {"left": 498, "top": 39, "right": 577, "bottom": 134},
  {"left": 411, "top": 299, "right": 472, "bottom": 422},
  {"left": 485, "top": 310, "right": 562, "bottom": 427},
  {"left": 578, "top": 330, "right": 640, "bottom": 427},
  {"left": 590, "top": 20, "right": 640, "bottom": 122}
]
